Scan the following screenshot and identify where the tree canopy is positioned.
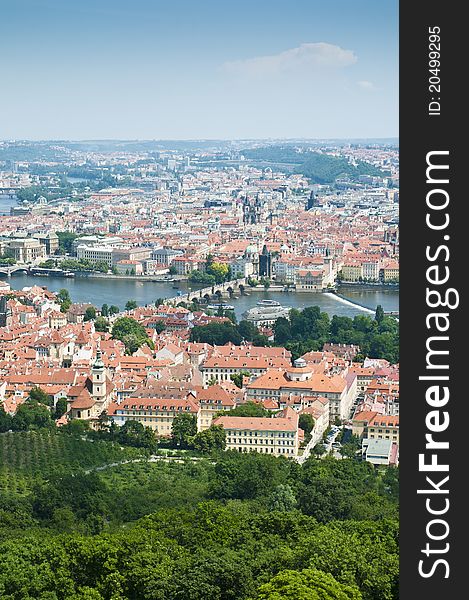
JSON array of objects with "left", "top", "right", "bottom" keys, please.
[
  {"left": 0, "top": 426, "right": 399, "bottom": 600},
  {"left": 111, "top": 317, "right": 153, "bottom": 355},
  {"left": 273, "top": 306, "right": 399, "bottom": 363}
]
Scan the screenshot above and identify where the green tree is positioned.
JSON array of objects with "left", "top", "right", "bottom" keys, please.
[
  {"left": 292, "top": 521, "right": 399, "bottom": 600},
  {"left": 0, "top": 406, "right": 13, "bottom": 432},
  {"left": 171, "top": 413, "right": 197, "bottom": 448},
  {"left": 61, "top": 419, "right": 91, "bottom": 435},
  {"left": 375, "top": 304, "right": 385, "bottom": 324},
  {"left": 118, "top": 420, "right": 157, "bottom": 451},
  {"left": 206, "top": 261, "right": 229, "bottom": 283},
  {"left": 54, "top": 398, "right": 68, "bottom": 419},
  {"left": 312, "top": 443, "right": 327, "bottom": 457},
  {"left": 340, "top": 434, "right": 362, "bottom": 458},
  {"left": 109, "top": 305, "right": 120, "bottom": 315},
  {"left": 268, "top": 484, "right": 297, "bottom": 512},
  {"left": 227, "top": 401, "right": 270, "bottom": 418},
  {"left": 274, "top": 317, "right": 292, "bottom": 345},
  {"left": 0, "top": 255, "right": 16, "bottom": 265},
  {"left": 153, "top": 320, "right": 166, "bottom": 334},
  {"left": 256, "top": 568, "right": 362, "bottom": 600},
  {"left": 94, "top": 316, "right": 109, "bottom": 332},
  {"left": 111, "top": 317, "right": 153, "bottom": 354},
  {"left": 29, "top": 385, "right": 53, "bottom": 407},
  {"left": 192, "top": 425, "right": 226, "bottom": 453},
  {"left": 188, "top": 270, "right": 215, "bottom": 285},
  {"left": 190, "top": 322, "right": 242, "bottom": 345},
  {"left": 56, "top": 231, "right": 79, "bottom": 253},
  {"left": 230, "top": 371, "right": 251, "bottom": 389},
  {"left": 125, "top": 299, "right": 138, "bottom": 311},
  {"left": 11, "top": 399, "right": 54, "bottom": 431},
  {"left": 57, "top": 288, "right": 72, "bottom": 312},
  {"left": 84, "top": 306, "right": 97, "bottom": 321},
  {"left": 298, "top": 413, "right": 315, "bottom": 444},
  {"left": 238, "top": 319, "right": 259, "bottom": 341},
  {"left": 101, "top": 303, "right": 109, "bottom": 317}
]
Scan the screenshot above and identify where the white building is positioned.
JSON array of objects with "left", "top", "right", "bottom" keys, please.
[
  {"left": 213, "top": 412, "right": 299, "bottom": 457},
  {"left": 76, "top": 244, "right": 114, "bottom": 267}
]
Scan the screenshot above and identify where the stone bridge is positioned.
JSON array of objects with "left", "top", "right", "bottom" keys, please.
[
  {"left": 0, "top": 265, "right": 30, "bottom": 277},
  {"left": 165, "top": 278, "right": 248, "bottom": 306}
]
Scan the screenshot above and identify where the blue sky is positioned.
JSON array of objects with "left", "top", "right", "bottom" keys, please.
[{"left": 0, "top": 0, "right": 398, "bottom": 140}]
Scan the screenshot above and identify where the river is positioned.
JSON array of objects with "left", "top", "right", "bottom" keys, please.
[
  {"left": 0, "top": 196, "right": 17, "bottom": 216},
  {"left": 3, "top": 273, "right": 399, "bottom": 319}
]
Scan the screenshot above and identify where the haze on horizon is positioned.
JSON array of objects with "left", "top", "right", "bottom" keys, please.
[{"left": 0, "top": 0, "right": 398, "bottom": 141}]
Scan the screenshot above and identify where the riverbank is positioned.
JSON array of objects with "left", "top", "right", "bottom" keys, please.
[
  {"left": 337, "top": 282, "right": 399, "bottom": 290},
  {"left": 76, "top": 272, "right": 175, "bottom": 282}
]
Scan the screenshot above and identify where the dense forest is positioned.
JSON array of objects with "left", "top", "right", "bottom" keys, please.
[{"left": 0, "top": 428, "right": 398, "bottom": 600}]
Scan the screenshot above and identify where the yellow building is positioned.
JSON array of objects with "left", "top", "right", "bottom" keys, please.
[
  {"left": 196, "top": 385, "right": 236, "bottom": 430},
  {"left": 366, "top": 415, "right": 399, "bottom": 443},
  {"left": 107, "top": 396, "right": 201, "bottom": 436},
  {"left": 340, "top": 263, "right": 362, "bottom": 282},
  {"left": 381, "top": 262, "right": 399, "bottom": 282}
]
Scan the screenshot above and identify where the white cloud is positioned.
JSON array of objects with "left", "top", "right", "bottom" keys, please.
[
  {"left": 221, "top": 43, "right": 357, "bottom": 77},
  {"left": 357, "top": 80, "right": 376, "bottom": 91}
]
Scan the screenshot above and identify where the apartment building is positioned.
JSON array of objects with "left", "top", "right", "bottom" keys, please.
[
  {"left": 151, "top": 247, "right": 184, "bottom": 265},
  {"left": 362, "top": 259, "right": 381, "bottom": 281},
  {"left": 381, "top": 260, "right": 399, "bottom": 282},
  {"left": 107, "top": 396, "right": 201, "bottom": 435},
  {"left": 247, "top": 361, "right": 357, "bottom": 422},
  {"left": 213, "top": 412, "right": 299, "bottom": 457},
  {"left": 352, "top": 412, "right": 399, "bottom": 443},
  {"left": 76, "top": 244, "right": 151, "bottom": 268},
  {"left": 340, "top": 262, "right": 362, "bottom": 282},
  {"left": 348, "top": 366, "right": 375, "bottom": 393},
  {"left": 76, "top": 244, "right": 114, "bottom": 267},
  {"left": 195, "top": 385, "right": 236, "bottom": 430},
  {"left": 366, "top": 414, "right": 399, "bottom": 443}
]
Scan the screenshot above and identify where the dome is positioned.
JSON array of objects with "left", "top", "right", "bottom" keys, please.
[{"left": 294, "top": 358, "right": 307, "bottom": 368}]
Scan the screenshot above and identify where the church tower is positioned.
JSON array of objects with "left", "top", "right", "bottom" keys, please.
[{"left": 91, "top": 347, "right": 107, "bottom": 405}]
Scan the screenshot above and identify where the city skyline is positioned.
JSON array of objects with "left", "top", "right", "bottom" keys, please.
[{"left": 1, "top": 0, "right": 398, "bottom": 140}]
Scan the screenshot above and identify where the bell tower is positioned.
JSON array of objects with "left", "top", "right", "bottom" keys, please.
[{"left": 91, "top": 346, "right": 107, "bottom": 404}]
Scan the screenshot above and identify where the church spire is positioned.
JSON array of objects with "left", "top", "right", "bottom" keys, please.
[{"left": 93, "top": 344, "right": 104, "bottom": 370}]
